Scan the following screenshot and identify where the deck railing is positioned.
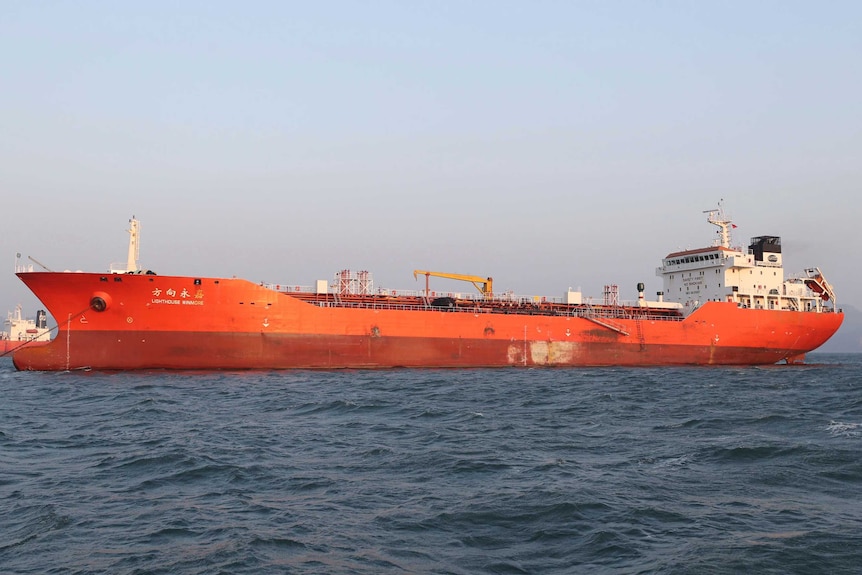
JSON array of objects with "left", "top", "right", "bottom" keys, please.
[
  {"left": 288, "top": 297, "right": 687, "bottom": 322},
  {"left": 261, "top": 282, "right": 655, "bottom": 310}
]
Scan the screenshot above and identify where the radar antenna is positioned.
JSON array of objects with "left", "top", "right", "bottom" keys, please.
[{"left": 703, "top": 200, "right": 733, "bottom": 249}]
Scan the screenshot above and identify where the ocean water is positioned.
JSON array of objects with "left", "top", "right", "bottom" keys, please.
[{"left": 1, "top": 355, "right": 861, "bottom": 575}]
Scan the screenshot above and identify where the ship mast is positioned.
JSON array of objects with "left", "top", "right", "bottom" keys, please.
[
  {"left": 126, "top": 216, "right": 140, "bottom": 273},
  {"left": 704, "top": 202, "right": 732, "bottom": 248}
]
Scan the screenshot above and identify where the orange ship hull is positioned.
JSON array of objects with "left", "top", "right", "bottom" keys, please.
[
  {"left": 1, "top": 339, "right": 48, "bottom": 356},
  {"left": 12, "top": 272, "right": 844, "bottom": 370}
]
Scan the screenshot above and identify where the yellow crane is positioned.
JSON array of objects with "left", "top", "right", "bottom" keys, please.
[{"left": 413, "top": 270, "right": 493, "bottom": 297}]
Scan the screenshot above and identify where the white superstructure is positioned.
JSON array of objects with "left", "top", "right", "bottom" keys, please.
[
  {"left": 656, "top": 205, "right": 837, "bottom": 315},
  {"left": 1, "top": 305, "right": 50, "bottom": 343}
]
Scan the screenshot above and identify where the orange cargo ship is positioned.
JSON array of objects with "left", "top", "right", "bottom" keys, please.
[{"left": 12, "top": 208, "right": 843, "bottom": 371}]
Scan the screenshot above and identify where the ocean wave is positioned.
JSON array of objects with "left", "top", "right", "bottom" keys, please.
[
  {"left": 826, "top": 420, "right": 861, "bottom": 438},
  {"left": 3, "top": 357, "right": 862, "bottom": 573}
]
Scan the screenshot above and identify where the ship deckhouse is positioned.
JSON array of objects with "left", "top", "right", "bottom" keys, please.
[{"left": 655, "top": 206, "right": 836, "bottom": 314}]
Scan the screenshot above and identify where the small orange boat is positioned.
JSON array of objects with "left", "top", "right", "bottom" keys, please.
[{"left": 12, "top": 208, "right": 843, "bottom": 370}]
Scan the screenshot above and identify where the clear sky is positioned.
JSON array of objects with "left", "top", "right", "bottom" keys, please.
[{"left": 2, "top": 1, "right": 860, "bottom": 317}]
